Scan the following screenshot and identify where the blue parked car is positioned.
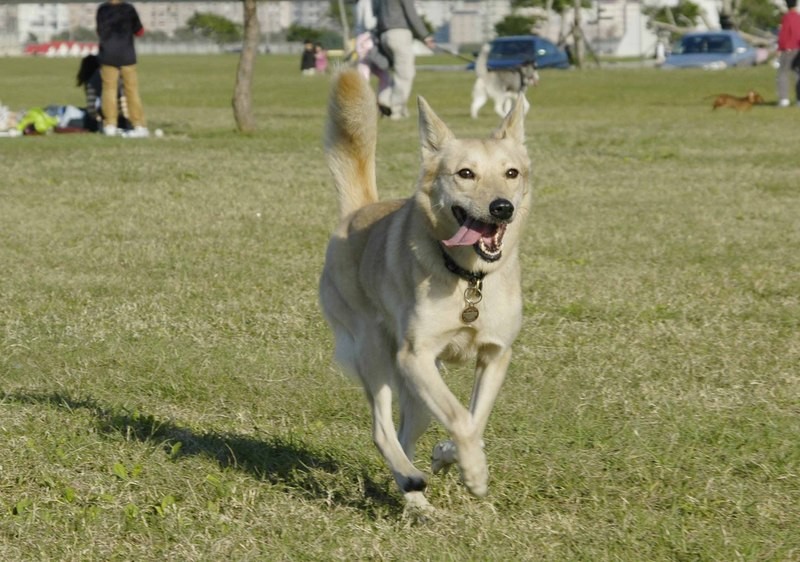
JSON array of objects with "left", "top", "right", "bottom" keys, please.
[
  {"left": 661, "top": 30, "right": 758, "bottom": 70},
  {"left": 467, "top": 35, "right": 571, "bottom": 70}
]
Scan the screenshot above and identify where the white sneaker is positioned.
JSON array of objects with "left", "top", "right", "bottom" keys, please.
[
  {"left": 389, "top": 107, "right": 409, "bottom": 121},
  {"left": 103, "top": 124, "right": 117, "bottom": 136},
  {"left": 123, "top": 126, "right": 150, "bottom": 138},
  {"left": 778, "top": 99, "right": 790, "bottom": 108}
]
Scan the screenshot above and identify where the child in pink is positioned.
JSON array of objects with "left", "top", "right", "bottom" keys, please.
[{"left": 314, "top": 43, "right": 328, "bottom": 74}]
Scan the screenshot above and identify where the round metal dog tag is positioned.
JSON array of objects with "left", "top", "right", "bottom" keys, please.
[
  {"left": 461, "top": 306, "right": 479, "bottom": 323},
  {"left": 464, "top": 287, "right": 483, "bottom": 303}
]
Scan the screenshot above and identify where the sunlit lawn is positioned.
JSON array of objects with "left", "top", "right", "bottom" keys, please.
[{"left": 1, "top": 55, "right": 798, "bottom": 560}]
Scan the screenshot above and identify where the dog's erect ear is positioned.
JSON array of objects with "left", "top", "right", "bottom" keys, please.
[
  {"left": 418, "top": 96, "right": 455, "bottom": 158},
  {"left": 491, "top": 94, "right": 526, "bottom": 144}
]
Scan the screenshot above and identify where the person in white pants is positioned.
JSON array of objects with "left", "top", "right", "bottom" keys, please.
[{"left": 373, "top": 0, "right": 435, "bottom": 120}]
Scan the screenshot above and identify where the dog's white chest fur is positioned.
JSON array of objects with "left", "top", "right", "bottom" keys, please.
[{"left": 414, "top": 274, "right": 522, "bottom": 364}]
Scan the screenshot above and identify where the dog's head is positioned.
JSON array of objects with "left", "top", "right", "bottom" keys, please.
[
  {"left": 415, "top": 95, "right": 531, "bottom": 268},
  {"left": 747, "top": 90, "right": 764, "bottom": 104}
]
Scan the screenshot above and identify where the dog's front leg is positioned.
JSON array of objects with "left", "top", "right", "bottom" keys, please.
[
  {"left": 397, "top": 345, "right": 489, "bottom": 497},
  {"left": 469, "top": 345, "right": 513, "bottom": 437},
  {"left": 432, "top": 346, "right": 512, "bottom": 481}
]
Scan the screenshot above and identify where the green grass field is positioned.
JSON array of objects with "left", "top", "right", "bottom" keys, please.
[{"left": 1, "top": 55, "right": 798, "bottom": 560}]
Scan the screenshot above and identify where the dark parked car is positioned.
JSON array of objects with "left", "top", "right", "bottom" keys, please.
[
  {"left": 661, "top": 30, "right": 758, "bottom": 70},
  {"left": 467, "top": 35, "right": 571, "bottom": 70}
]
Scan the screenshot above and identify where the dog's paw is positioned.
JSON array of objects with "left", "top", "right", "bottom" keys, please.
[
  {"left": 456, "top": 441, "right": 489, "bottom": 498},
  {"left": 431, "top": 440, "right": 458, "bottom": 474},
  {"left": 399, "top": 472, "right": 428, "bottom": 493},
  {"left": 402, "top": 491, "right": 436, "bottom": 524},
  {"left": 461, "top": 467, "right": 489, "bottom": 498},
  {"left": 432, "top": 439, "right": 489, "bottom": 496},
  {"left": 432, "top": 439, "right": 486, "bottom": 475}
]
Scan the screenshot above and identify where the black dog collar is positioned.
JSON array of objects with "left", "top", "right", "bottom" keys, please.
[{"left": 440, "top": 246, "right": 485, "bottom": 284}]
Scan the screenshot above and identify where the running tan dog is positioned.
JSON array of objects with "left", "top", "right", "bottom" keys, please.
[
  {"left": 711, "top": 90, "right": 765, "bottom": 110},
  {"left": 320, "top": 69, "right": 531, "bottom": 512}
]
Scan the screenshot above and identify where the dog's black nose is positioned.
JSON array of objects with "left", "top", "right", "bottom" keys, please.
[{"left": 490, "top": 199, "right": 514, "bottom": 221}]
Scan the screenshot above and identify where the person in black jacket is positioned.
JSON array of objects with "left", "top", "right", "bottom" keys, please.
[
  {"left": 300, "top": 39, "right": 316, "bottom": 76},
  {"left": 96, "top": 0, "right": 148, "bottom": 137}
]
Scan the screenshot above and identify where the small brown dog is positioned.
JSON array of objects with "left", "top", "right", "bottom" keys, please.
[{"left": 710, "top": 90, "right": 765, "bottom": 111}]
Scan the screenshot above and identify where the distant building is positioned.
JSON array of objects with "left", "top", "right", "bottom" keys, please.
[
  {"left": 17, "top": 3, "right": 70, "bottom": 43},
  {"left": 2, "top": 1, "right": 337, "bottom": 44},
  {"left": 0, "top": 0, "right": 735, "bottom": 59}
]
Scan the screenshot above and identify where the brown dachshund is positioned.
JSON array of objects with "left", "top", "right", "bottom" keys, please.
[{"left": 711, "top": 90, "right": 765, "bottom": 111}]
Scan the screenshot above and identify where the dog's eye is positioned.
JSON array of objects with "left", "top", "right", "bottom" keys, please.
[
  {"left": 456, "top": 169, "right": 475, "bottom": 180},
  {"left": 505, "top": 168, "right": 520, "bottom": 179}
]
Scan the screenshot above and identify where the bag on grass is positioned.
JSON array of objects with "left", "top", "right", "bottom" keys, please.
[{"left": 17, "top": 108, "right": 59, "bottom": 134}]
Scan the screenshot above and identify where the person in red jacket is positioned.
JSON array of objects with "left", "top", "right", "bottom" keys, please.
[
  {"left": 777, "top": 0, "right": 800, "bottom": 107},
  {"left": 96, "top": 0, "right": 148, "bottom": 136}
]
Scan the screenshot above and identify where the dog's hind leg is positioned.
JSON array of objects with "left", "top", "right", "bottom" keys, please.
[
  {"left": 397, "top": 381, "right": 431, "bottom": 461},
  {"left": 366, "top": 381, "right": 430, "bottom": 494},
  {"left": 355, "top": 332, "right": 430, "bottom": 498},
  {"left": 495, "top": 96, "right": 512, "bottom": 118},
  {"left": 366, "top": 385, "right": 435, "bottom": 514},
  {"left": 470, "top": 82, "right": 487, "bottom": 119}
]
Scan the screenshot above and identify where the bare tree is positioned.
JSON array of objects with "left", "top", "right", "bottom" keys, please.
[
  {"left": 232, "top": 0, "right": 259, "bottom": 133},
  {"left": 337, "top": 0, "right": 350, "bottom": 46},
  {"left": 572, "top": 0, "right": 584, "bottom": 68}
]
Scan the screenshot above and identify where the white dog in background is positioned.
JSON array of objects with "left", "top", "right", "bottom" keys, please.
[{"left": 471, "top": 43, "right": 538, "bottom": 119}]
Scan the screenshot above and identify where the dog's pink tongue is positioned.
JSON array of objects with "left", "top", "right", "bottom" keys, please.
[{"left": 442, "top": 219, "right": 486, "bottom": 247}]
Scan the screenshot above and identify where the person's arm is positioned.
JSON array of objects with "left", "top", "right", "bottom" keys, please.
[
  {"left": 131, "top": 5, "right": 144, "bottom": 37},
  {"left": 792, "top": 13, "right": 800, "bottom": 49},
  {"left": 399, "top": 0, "right": 432, "bottom": 43},
  {"left": 95, "top": 5, "right": 105, "bottom": 38}
]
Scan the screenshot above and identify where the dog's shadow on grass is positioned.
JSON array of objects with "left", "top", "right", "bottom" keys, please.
[{"left": 4, "top": 390, "right": 401, "bottom": 515}]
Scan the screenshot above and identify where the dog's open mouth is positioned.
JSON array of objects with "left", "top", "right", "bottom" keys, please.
[{"left": 442, "top": 206, "right": 507, "bottom": 262}]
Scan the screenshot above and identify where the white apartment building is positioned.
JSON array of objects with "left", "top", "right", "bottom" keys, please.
[{"left": 17, "top": 3, "right": 70, "bottom": 42}]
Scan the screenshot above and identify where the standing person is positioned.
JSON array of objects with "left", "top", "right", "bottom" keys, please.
[
  {"left": 300, "top": 39, "right": 316, "bottom": 76},
  {"left": 776, "top": 0, "right": 800, "bottom": 107},
  {"left": 96, "top": 0, "right": 148, "bottom": 137},
  {"left": 374, "top": 0, "right": 435, "bottom": 120},
  {"left": 314, "top": 42, "right": 329, "bottom": 74}
]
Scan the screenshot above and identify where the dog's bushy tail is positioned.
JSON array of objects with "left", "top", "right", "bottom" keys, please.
[{"left": 324, "top": 69, "right": 379, "bottom": 219}]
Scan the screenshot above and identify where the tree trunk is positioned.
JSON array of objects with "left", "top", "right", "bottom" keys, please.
[
  {"left": 337, "top": 0, "right": 350, "bottom": 48},
  {"left": 232, "top": 0, "right": 259, "bottom": 133},
  {"left": 573, "top": 0, "right": 584, "bottom": 69}
]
